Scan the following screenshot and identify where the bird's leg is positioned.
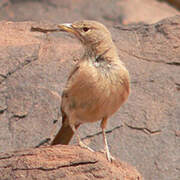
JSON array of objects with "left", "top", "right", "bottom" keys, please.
[
  {"left": 71, "top": 125, "right": 94, "bottom": 152},
  {"left": 101, "top": 117, "right": 115, "bottom": 162}
]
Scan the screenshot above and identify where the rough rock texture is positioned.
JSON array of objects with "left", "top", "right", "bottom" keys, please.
[
  {"left": 0, "top": 145, "right": 142, "bottom": 180},
  {"left": 0, "top": 0, "right": 179, "bottom": 25},
  {"left": 0, "top": 12, "right": 180, "bottom": 180}
]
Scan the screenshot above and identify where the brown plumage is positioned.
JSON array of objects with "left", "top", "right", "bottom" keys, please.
[{"left": 51, "top": 20, "right": 130, "bottom": 161}]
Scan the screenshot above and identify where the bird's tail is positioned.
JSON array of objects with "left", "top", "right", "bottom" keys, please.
[
  {"left": 51, "top": 123, "right": 74, "bottom": 145},
  {"left": 51, "top": 109, "right": 80, "bottom": 145}
]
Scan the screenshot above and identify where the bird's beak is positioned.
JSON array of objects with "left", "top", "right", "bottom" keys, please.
[{"left": 58, "top": 23, "right": 78, "bottom": 35}]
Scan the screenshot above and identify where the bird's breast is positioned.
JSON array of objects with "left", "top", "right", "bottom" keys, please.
[{"left": 62, "top": 60, "right": 130, "bottom": 123}]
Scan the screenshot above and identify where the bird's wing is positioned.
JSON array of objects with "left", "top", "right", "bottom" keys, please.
[{"left": 67, "top": 64, "right": 80, "bottom": 81}]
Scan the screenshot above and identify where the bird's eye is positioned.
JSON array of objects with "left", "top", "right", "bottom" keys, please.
[{"left": 82, "top": 27, "right": 89, "bottom": 32}]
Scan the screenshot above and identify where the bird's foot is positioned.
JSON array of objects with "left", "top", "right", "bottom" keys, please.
[
  {"left": 78, "top": 140, "right": 94, "bottom": 152},
  {"left": 106, "top": 150, "right": 115, "bottom": 162},
  {"left": 100, "top": 149, "right": 115, "bottom": 162}
]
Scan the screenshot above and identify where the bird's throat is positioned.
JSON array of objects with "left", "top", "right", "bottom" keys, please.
[{"left": 84, "top": 43, "right": 118, "bottom": 64}]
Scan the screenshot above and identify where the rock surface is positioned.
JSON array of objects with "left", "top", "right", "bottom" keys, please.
[
  {"left": 0, "top": 145, "right": 142, "bottom": 180},
  {"left": 0, "top": 11, "right": 180, "bottom": 180},
  {"left": 0, "top": 0, "right": 179, "bottom": 24}
]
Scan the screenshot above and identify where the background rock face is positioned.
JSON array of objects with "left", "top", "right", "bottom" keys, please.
[
  {"left": 0, "top": 0, "right": 179, "bottom": 24},
  {"left": 0, "top": 1, "right": 180, "bottom": 180}
]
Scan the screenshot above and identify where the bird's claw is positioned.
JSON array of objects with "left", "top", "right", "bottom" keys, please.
[
  {"left": 106, "top": 151, "right": 115, "bottom": 162},
  {"left": 78, "top": 141, "right": 94, "bottom": 152},
  {"left": 100, "top": 148, "right": 115, "bottom": 162}
]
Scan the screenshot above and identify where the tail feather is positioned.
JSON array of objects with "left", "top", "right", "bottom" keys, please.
[
  {"left": 51, "top": 109, "right": 80, "bottom": 145},
  {"left": 51, "top": 123, "right": 74, "bottom": 145}
]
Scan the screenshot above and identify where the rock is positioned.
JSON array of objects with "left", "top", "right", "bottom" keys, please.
[
  {"left": 0, "top": 145, "right": 142, "bottom": 180},
  {"left": 0, "top": 0, "right": 179, "bottom": 24},
  {"left": 0, "top": 15, "right": 179, "bottom": 180}
]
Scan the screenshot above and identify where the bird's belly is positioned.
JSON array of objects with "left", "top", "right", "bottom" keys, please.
[
  {"left": 72, "top": 80, "right": 128, "bottom": 124},
  {"left": 63, "top": 62, "right": 130, "bottom": 125}
]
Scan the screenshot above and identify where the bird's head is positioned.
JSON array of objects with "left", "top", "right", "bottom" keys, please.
[
  {"left": 58, "top": 20, "right": 112, "bottom": 45},
  {"left": 58, "top": 20, "right": 116, "bottom": 58}
]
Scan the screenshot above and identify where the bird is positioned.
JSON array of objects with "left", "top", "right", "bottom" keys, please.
[{"left": 51, "top": 20, "right": 130, "bottom": 161}]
